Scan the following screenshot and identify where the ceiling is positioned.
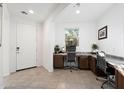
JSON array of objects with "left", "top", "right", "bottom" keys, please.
[
  {"left": 7, "top": 3, "right": 115, "bottom": 23},
  {"left": 7, "top": 3, "right": 60, "bottom": 23},
  {"left": 55, "top": 3, "right": 115, "bottom": 22}
]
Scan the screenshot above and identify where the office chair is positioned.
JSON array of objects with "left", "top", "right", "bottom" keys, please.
[
  {"left": 65, "top": 51, "right": 78, "bottom": 72},
  {"left": 66, "top": 45, "right": 76, "bottom": 52},
  {"left": 96, "top": 51, "right": 115, "bottom": 89},
  {"left": 64, "top": 46, "right": 78, "bottom": 72}
]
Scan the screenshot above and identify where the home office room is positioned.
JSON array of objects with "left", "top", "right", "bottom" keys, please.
[
  {"left": 53, "top": 3, "right": 124, "bottom": 89},
  {"left": 0, "top": 0, "right": 124, "bottom": 90}
]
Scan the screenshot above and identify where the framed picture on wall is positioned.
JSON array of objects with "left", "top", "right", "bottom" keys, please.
[{"left": 98, "top": 26, "right": 107, "bottom": 40}]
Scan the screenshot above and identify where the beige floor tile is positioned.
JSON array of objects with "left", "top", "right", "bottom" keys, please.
[{"left": 4, "top": 66, "right": 103, "bottom": 89}]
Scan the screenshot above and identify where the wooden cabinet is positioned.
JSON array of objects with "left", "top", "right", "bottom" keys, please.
[
  {"left": 53, "top": 54, "right": 64, "bottom": 69},
  {"left": 115, "top": 70, "right": 124, "bottom": 89},
  {"left": 78, "top": 56, "right": 89, "bottom": 70},
  {"left": 89, "top": 56, "right": 96, "bottom": 74}
]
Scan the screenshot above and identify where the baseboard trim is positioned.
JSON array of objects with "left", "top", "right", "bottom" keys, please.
[
  {"left": 3, "top": 73, "right": 10, "bottom": 77},
  {"left": 16, "top": 66, "right": 37, "bottom": 72}
]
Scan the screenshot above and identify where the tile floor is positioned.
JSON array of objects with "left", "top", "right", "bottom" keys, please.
[{"left": 4, "top": 66, "right": 103, "bottom": 89}]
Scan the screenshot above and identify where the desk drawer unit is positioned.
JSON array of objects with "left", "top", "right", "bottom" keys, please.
[
  {"left": 89, "top": 56, "right": 96, "bottom": 74},
  {"left": 53, "top": 55, "right": 64, "bottom": 69},
  {"left": 78, "top": 56, "right": 89, "bottom": 70},
  {"left": 116, "top": 70, "right": 124, "bottom": 89}
]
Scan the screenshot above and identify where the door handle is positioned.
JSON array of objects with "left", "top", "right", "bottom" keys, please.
[
  {"left": 16, "top": 47, "right": 20, "bottom": 53},
  {"left": 16, "top": 46, "right": 20, "bottom": 50}
]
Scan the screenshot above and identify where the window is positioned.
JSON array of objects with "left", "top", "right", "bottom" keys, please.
[{"left": 65, "top": 28, "right": 79, "bottom": 46}]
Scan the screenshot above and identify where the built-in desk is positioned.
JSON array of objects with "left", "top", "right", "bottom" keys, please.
[
  {"left": 106, "top": 58, "right": 124, "bottom": 89},
  {"left": 53, "top": 53, "right": 124, "bottom": 89},
  {"left": 53, "top": 54, "right": 64, "bottom": 68},
  {"left": 53, "top": 52, "right": 98, "bottom": 74}
]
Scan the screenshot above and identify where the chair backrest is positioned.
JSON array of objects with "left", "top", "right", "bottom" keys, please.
[
  {"left": 66, "top": 46, "right": 76, "bottom": 52},
  {"left": 96, "top": 52, "right": 107, "bottom": 74},
  {"left": 67, "top": 52, "right": 76, "bottom": 62}
]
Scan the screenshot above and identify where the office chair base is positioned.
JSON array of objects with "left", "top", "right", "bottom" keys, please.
[
  {"left": 96, "top": 77, "right": 107, "bottom": 82},
  {"left": 70, "top": 67, "right": 78, "bottom": 72},
  {"left": 96, "top": 76, "right": 114, "bottom": 89},
  {"left": 64, "top": 66, "right": 78, "bottom": 72},
  {"left": 101, "top": 80, "right": 108, "bottom": 89},
  {"left": 101, "top": 79, "right": 116, "bottom": 89},
  {"left": 64, "top": 66, "right": 70, "bottom": 69}
]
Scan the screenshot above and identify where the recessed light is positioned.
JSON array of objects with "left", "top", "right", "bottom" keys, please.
[
  {"left": 21, "top": 11, "right": 28, "bottom": 15},
  {"left": 76, "top": 10, "right": 80, "bottom": 14},
  {"left": 29, "top": 10, "right": 34, "bottom": 14}
]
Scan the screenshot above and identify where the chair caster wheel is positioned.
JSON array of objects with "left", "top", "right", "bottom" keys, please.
[{"left": 101, "top": 86, "right": 103, "bottom": 89}]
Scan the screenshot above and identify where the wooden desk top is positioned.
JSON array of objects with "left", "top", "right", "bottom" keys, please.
[
  {"left": 108, "top": 61, "right": 124, "bottom": 76},
  {"left": 53, "top": 52, "right": 96, "bottom": 58}
]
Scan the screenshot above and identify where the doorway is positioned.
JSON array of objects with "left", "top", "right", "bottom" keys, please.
[{"left": 16, "top": 23, "right": 36, "bottom": 70}]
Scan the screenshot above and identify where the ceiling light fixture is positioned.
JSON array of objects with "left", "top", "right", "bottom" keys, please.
[
  {"left": 76, "top": 10, "right": 80, "bottom": 14},
  {"left": 75, "top": 3, "right": 80, "bottom": 14},
  {"left": 29, "top": 10, "right": 34, "bottom": 14},
  {"left": 21, "top": 11, "right": 28, "bottom": 15}
]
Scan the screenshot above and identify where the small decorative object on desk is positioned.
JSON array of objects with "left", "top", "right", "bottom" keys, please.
[
  {"left": 91, "top": 44, "right": 99, "bottom": 54},
  {"left": 59, "top": 47, "right": 65, "bottom": 53},
  {"left": 54, "top": 45, "right": 60, "bottom": 54}
]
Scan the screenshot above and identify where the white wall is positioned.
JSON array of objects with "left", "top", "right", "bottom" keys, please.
[
  {"left": 36, "top": 24, "right": 43, "bottom": 66},
  {"left": 2, "top": 4, "right": 10, "bottom": 76},
  {"left": 97, "top": 4, "right": 124, "bottom": 57},
  {"left": 0, "top": 4, "right": 3, "bottom": 88},
  {"left": 0, "top": 48, "right": 3, "bottom": 88},
  {"left": 0, "top": 3, "right": 10, "bottom": 88},
  {"left": 9, "top": 16, "right": 16, "bottom": 73},
  {"left": 42, "top": 18, "right": 55, "bottom": 72},
  {"left": 9, "top": 16, "right": 42, "bottom": 73},
  {"left": 41, "top": 4, "right": 68, "bottom": 72},
  {"left": 55, "top": 22, "right": 97, "bottom": 52}
]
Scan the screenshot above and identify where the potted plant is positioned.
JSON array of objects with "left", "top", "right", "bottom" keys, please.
[
  {"left": 54, "top": 45, "right": 60, "bottom": 54},
  {"left": 91, "top": 44, "right": 98, "bottom": 54}
]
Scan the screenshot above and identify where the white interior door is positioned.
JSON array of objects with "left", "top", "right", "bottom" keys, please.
[{"left": 16, "top": 23, "right": 36, "bottom": 70}]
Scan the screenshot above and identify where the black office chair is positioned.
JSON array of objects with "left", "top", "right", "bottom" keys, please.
[
  {"left": 65, "top": 51, "right": 78, "bottom": 72},
  {"left": 64, "top": 45, "right": 78, "bottom": 72},
  {"left": 96, "top": 51, "right": 115, "bottom": 89},
  {"left": 66, "top": 45, "right": 76, "bottom": 52}
]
